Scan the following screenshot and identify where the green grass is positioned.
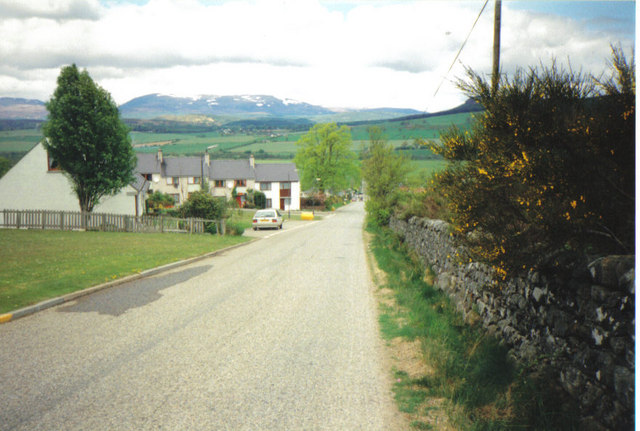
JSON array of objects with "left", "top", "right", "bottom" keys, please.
[
  {"left": 0, "top": 129, "right": 42, "bottom": 153},
  {"left": 368, "top": 224, "right": 579, "bottom": 430},
  {"left": 350, "top": 112, "right": 476, "bottom": 141},
  {"left": 131, "top": 131, "right": 265, "bottom": 155},
  {"left": 0, "top": 229, "right": 250, "bottom": 314}
]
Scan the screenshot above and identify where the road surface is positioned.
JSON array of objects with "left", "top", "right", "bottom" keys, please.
[{"left": 0, "top": 202, "right": 402, "bottom": 430}]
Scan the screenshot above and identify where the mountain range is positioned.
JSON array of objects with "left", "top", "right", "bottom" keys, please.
[
  {"left": 0, "top": 98, "right": 47, "bottom": 120},
  {"left": 0, "top": 94, "right": 423, "bottom": 121}
]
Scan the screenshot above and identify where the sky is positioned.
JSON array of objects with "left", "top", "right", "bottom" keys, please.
[{"left": 0, "top": 0, "right": 634, "bottom": 112}]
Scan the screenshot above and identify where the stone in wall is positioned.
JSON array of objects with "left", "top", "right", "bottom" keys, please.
[{"left": 390, "top": 216, "right": 635, "bottom": 431}]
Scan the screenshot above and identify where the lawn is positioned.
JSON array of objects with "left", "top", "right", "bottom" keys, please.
[{"left": 0, "top": 229, "right": 250, "bottom": 314}]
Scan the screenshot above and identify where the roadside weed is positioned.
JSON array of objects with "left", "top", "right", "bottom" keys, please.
[{"left": 367, "top": 224, "right": 579, "bottom": 430}]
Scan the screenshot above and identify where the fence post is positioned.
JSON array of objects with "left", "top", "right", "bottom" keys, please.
[
  {"left": 160, "top": 216, "right": 164, "bottom": 233},
  {"left": 16, "top": 211, "right": 21, "bottom": 229},
  {"left": 41, "top": 210, "right": 45, "bottom": 230},
  {"left": 60, "top": 211, "right": 64, "bottom": 230}
]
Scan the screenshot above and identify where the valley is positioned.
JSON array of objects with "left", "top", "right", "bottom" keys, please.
[{"left": 0, "top": 94, "right": 482, "bottom": 178}]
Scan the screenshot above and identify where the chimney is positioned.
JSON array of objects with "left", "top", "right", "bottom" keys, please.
[
  {"left": 157, "top": 148, "right": 163, "bottom": 163},
  {"left": 249, "top": 153, "right": 255, "bottom": 168},
  {"left": 204, "top": 151, "right": 210, "bottom": 167}
]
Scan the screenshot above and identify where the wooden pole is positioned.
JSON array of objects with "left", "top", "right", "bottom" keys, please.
[{"left": 492, "top": 0, "right": 502, "bottom": 93}]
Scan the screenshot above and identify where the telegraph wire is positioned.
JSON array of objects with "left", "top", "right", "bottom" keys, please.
[{"left": 432, "top": 0, "right": 489, "bottom": 99}]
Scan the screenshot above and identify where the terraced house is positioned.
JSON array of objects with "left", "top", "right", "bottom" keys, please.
[{"left": 137, "top": 149, "right": 300, "bottom": 210}]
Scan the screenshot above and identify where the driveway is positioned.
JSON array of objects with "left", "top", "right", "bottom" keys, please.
[{"left": 0, "top": 202, "right": 403, "bottom": 430}]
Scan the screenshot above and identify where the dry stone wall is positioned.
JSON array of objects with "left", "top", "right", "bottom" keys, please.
[{"left": 389, "top": 216, "right": 634, "bottom": 431}]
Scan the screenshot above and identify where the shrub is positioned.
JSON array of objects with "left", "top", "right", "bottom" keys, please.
[
  {"left": 179, "top": 190, "right": 228, "bottom": 220},
  {"left": 244, "top": 189, "right": 266, "bottom": 209},
  {"left": 433, "top": 48, "right": 635, "bottom": 277},
  {"left": 225, "top": 221, "right": 245, "bottom": 236},
  {"left": 395, "top": 187, "right": 450, "bottom": 221},
  {"left": 361, "top": 126, "right": 409, "bottom": 226},
  {"left": 301, "top": 193, "right": 325, "bottom": 209},
  {"left": 324, "top": 195, "right": 343, "bottom": 211},
  {"left": 146, "top": 191, "right": 176, "bottom": 214}
]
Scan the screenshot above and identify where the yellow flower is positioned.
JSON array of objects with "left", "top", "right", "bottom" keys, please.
[{"left": 570, "top": 200, "right": 577, "bottom": 209}]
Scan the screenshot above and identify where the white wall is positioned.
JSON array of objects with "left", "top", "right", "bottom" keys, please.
[
  {"left": 253, "top": 181, "right": 300, "bottom": 211},
  {"left": 0, "top": 143, "right": 142, "bottom": 215}
]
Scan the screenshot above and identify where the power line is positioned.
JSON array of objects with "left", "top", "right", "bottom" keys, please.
[{"left": 432, "top": 0, "right": 490, "bottom": 99}]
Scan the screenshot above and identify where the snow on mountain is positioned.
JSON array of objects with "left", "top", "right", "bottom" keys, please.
[{"left": 119, "top": 94, "right": 337, "bottom": 119}]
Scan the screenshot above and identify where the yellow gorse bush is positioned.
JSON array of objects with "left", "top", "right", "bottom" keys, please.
[{"left": 432, "top": 47, "right": 635, "bottom": 278}]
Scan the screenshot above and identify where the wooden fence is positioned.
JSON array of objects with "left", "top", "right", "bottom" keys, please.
[{"left": 0, "top": 209, "right": 225, "bottom": 235}]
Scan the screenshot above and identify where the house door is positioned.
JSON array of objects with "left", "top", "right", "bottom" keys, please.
[{"left": 280, "top": 198, "right": 285, "bottom": 210}]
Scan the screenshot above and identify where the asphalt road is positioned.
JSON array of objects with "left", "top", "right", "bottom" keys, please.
[{"left": 0, "top": 202, "right": 402, "bottom": 430}]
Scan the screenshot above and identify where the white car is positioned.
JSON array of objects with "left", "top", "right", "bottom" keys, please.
[{"left": 252, "top": 209, "right": 284, "bottom": 230}]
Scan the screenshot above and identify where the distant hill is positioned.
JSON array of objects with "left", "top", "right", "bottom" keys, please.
[
  {"left": 0, "top": 98, "right": 47, "bottom": 120},
  {"left": 118, "top": 93, "right": 424, "bottom": 121},
  {"left": 343, "top": 98, "right": 484, "bottom": 126},
  {"left": 0, "top": 94, "right": 482, "bottom": 126},
  {"left": 119, "top": 94, "right": 338, "bottom": 119}
]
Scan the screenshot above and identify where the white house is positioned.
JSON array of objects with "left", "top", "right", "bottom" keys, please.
[
  {"left": 137, "top": 149, "right": 300, "bottom": 211},
  {"left": 0, "top": 144, "right": 300, "bottom": 216},
  {"left": 0, "top": 142, "right": 148, "bottom": 216}
]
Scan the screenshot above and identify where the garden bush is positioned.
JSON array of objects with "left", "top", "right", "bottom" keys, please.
[
  {"left": 432, "top": 47, "right": 635, "bottom": 277},
  {"left": 179, "top": 190, "right": 228, "bottom": 220}
]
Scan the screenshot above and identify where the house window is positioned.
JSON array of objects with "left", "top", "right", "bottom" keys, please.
[
  {"left": 167, "top": 177, "right": 179, "bottom": 185},
  {"left": 280, "top": 182, "right": 291, "bottom": 197},
  {"left": 214, "top": 180, "right": 225, "bottom": 187},
  {"left": 141, "top": 173, "right": 152, "bottom": 181},
  {"left": 188, "top": 176, "right": 199, "bottom": 185},
  {"left": 260, "top": 182, "right": 271, "bottom": 191},
  {"left": 235, "top": 179, "right": 247, "bottom": 187},
  {"left": 47, "top": 153, "right": 60, "bottom": 171},
  {"left": 265, "top": 198, "right": 272, "bottom": 208},
  {"left": 171, "top": 194, "right": 180, "bottom": 204}
]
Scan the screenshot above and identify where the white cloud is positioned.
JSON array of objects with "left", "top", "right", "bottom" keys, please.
[
  {"left": 0, "top": 0, "right": 102, "bottom": 20},
  {"left": 0, "top": 0, "right": 633, "bottom": 111}
]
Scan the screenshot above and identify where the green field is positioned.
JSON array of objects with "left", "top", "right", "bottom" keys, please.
[
  {"left": 0, "top": 129, "right": 41, "bottom": 153},
  {"left": 0, "top": 112, "right": 471, "bottom": 175},
  {"left": 349, "top": 112, "right": 475, "bottom": 141},
  {"left": 0, "top": 229, "right": 249, "bottom": 314}
]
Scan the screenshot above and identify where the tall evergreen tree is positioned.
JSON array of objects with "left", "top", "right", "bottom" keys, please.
[{"left": 43, "top": 64, "right": 136, "bottom": 212}]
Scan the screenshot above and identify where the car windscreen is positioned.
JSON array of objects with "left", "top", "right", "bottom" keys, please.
[{"left": 255, "top": 210, "right": 275, "bottom": 217}]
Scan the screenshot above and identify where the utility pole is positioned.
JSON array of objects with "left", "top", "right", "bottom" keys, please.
[{"left": 492, "top": 0, "right": 502, "bottom": 93}]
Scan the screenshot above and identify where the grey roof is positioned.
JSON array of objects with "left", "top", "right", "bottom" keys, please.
[
  {"left": 135, "top": 153, "right": 162, "bottom": 174},
  {"left": 208, "top": 159, "right": 255, "bottom": 180},
  {"left": 164, "top": 156, "right": 203, "bottom": 177},
  {"left": 130, "top": 173, "right": 150, "bottom": 193},
  {"left": 135, "top": 152, "right": 298, "bottom": 183},
  {"left": 136, "top": 153, "right": 203, "bottom": 177},
  {"left": 255, "top": 163, "right": 299, "bottom": 182}
]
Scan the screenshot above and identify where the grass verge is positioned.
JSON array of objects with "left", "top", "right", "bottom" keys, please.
[
  {"left": 0, "top": 229, "right": 250, "bottom": 314},
  {"left": 366, "top": 224, "right": 579, "bottom": 430}
]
